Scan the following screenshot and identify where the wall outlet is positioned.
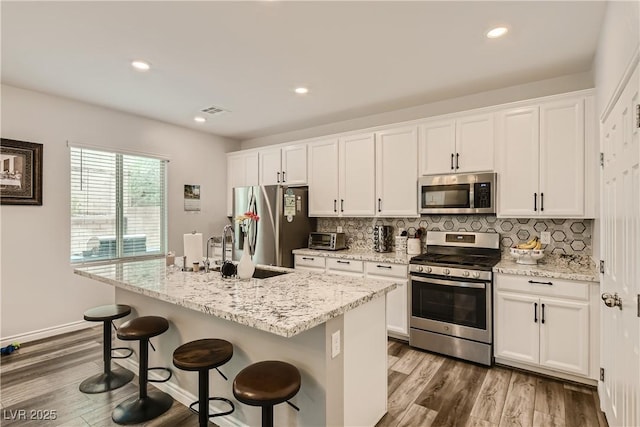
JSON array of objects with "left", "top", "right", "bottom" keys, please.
[
  {"left": 331, "top": 330, "right": 341, "bottom": 358},
  {"left": 336, "top": 226, "right": 343, "bottom": 233},
  {"left": 540, "top": 231, "right": 551, "bottom": 245}
]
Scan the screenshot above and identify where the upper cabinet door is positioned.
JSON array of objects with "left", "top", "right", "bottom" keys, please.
[
  {"left": 497, "top": 107, "right": 540, "bottom": 217},
  {"left": 281, "top": 144, "right": 307, "bottom": 185},
  {"left": 308, "top": 139, "right": 339, "bottom": 216},
  {"left": 539, "top": 98, "right": 585, "bottom": 217},
  {"left": 244, "top": 152, "right": 259, "bottom": 186},
  {"left": 375, "top": 126, "right": 418, "bottom": 217},
  {"left": 340, "top": 133, "right": 376, "bottom": 216},
  {"left": 259, "top": 147, "right": 282, "bottom": 186},
  {"left": 455, "top": 113, "right": 494, "bottom": 173},
  {"left": 419, "top": 119, "right": 456, "bottom": 175},
  {"left": 227, "top": 154, "right": 247, "bottom": 216}
]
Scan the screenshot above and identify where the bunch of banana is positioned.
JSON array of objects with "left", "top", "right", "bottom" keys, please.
[{"left": 516, "top": 236, "right": 542, "bottom": 250}]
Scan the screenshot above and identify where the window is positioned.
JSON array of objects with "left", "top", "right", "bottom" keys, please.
[{"left": 70, "top": 147, "right": 167, "bottom": 263}]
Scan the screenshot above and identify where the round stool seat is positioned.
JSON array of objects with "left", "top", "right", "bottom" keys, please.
[
  {"left": 233, "top": 361, "right": 301, "bottom": 407},
  {"left": 173, "top": 339, "right": 233, "bottom": 371},
  {"left": 84, "top": 304, "right": 131, "bottom": 322},
  {"left": 117, "top": 316, "right": 168, "bottom": 341}
]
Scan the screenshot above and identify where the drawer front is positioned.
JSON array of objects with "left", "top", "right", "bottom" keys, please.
[
  {"left": 295, "top": 255, "right": 326, "bottom": 269},
  {"left": 365, "top": 262, "right": 408, "bottom": 279},
  {"left": 496, "top": 274, "right": 589, "bottom": 301},
  {"left": 326, "top": 257, "right": 364, "bottom": 273}
]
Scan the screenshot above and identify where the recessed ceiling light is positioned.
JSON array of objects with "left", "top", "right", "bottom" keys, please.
[
  {"left": 294, "top": 87, "right": 309, "bottom": 94},
  {"left": 131, "top": 60, "right": 151, "bottom": 71},
  {"left": 486, "top": 27, "right": 508, "bottom": 39},
  {"left": 194, "top": 116, "right": 206, "bottom": 123}
]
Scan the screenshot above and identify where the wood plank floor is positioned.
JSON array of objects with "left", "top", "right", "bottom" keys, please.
[
  {"left": 378, "top": 339, "right": 608, "bottom": 427},
  {"left": 0, "top": 328, "right": 608, "bottom": 427}
]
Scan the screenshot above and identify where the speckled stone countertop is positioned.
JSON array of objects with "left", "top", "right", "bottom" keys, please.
[
  {"left": 74, "top": 258, "right": 398, "bottom": 338},
  {"left": 292, "top": 248, "right": 412, "bottom": 265},
  {"left": 494, "top": 256, "right": 600, "bottom": 283}
]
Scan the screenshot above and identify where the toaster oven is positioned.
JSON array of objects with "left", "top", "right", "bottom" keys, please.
[{"left": 308, "top": 232, "right": 347, "bottom": 251}]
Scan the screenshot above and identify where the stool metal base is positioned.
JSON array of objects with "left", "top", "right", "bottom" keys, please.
[
  {"left": 112, "top": 390, "right": 173, "bottom": 425},
  {"left": 79, "top": 367, "right": 135, "bottom": 394},
  {"left": 189, "top": 397, "right": 235, "bottom": 419}
]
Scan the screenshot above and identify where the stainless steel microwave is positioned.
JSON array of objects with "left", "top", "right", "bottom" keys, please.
[
  {"left": 308, "top": 232, "right": 347, "bottom": 250},
  {"left": 418, "top": 172, "right": 497, "bottom": 215}
]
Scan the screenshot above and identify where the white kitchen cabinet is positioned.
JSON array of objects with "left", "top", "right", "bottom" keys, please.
[
  {"left": 339, "top": 133, "right": 376, "bottom": 216},
  {"left": 494, "top": 274, "right": 591, "bottom": 377},
  {"left": 294, "top": 254, "right": 326, "bottom": 273},
  {"left": 226, "top": 151, "right": 259, "bottom": 216},
  {"left": 308, "top": 139, "right": 340, "bottom": 216},
  {"left": 419, "top": 113, "right": 494, "bottom": 176},
  {"left": 258, "top": 144, "right": 307, "bottom": 186},
  {"left": 326, "top": 258, "right": 364, "bottom": 276},
  {"left": 365, "top": 262, "right": 409, "bottom": 338},
  {"left": 375, "top": 127, "right": 418, "bottom": 217},
  {"left": 497, "top": 97, "right": 586, "bottom": 217}
]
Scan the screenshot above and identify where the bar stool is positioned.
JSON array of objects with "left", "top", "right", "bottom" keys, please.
[
  {"left": 112, "top": 316, "right": 173, "bottom": 425},
  {"left": 233, "top": 360, "right": 301, "bottom": 427},
  {"left": 80, "top": 304, "right": 134, "bottom": 394},
  {"left": 173, "top": 339, "right": 235, "bottom": 427}
]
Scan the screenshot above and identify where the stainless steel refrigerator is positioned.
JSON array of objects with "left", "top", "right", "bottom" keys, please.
[{"left": 232, "top": 185, "right": 315, "bottom": 268}]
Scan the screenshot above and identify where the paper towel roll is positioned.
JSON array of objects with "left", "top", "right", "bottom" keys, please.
[{"left": 184, "top": 233, "right": 203, "bottom": 267}]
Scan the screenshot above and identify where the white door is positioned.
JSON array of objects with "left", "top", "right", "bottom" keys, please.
[
  {"left": 455, "top": 113, "right": 495, "bottom": 173},
  {"left": 419, "top": 119, "right": 456, "bottom": 175},
  {"left": 375, "top": 126, "right": 418, "bottom": 217},
  {"left": 281, "top": 144, "right": 307, "bottom": 185},
  {"left": 227, "top": 154, "right": 246, "bottom": 216},
  {"left": 258, "top": 147, "right": 282, "bottom": 185},
  {"left": 539, "top": 298, "right": 589, "bottom": 376},
  {"left": 385, "top": 279, "right": 408, "bottom": 337},
  {"left": 600, "top": 63, "right": 640, "bottom": 427},
  {"left": 539, "top": 98, "right": 585, "bottom": 217},
  {"left": 244, "top": 152, "right": 259, "bottom": 186},
  {"left": 308, "top": 139, "right": 339, "bottom": 216},
  {"left": 495, "top": 292, "right": 540, "bottom": 364},
  {"left": 497, "top": 107, "right": 540, "bottom": 217},
  {"left": 339, "top": 133, "right": 375, "bottom": 216}
]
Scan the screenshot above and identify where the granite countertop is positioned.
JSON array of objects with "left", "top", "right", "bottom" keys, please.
[
  {"left": 74, "top": 258, "right": 398, "bottom": 338},
  {"left": 494, "top": 256, "right": 600, "bottom": 283},
  {"left": 293, "top": 248, "right": 412, "bottom": 265}
]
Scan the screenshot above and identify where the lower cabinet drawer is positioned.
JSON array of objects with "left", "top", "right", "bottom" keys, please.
[
  {"left": 495, "top": 273, "right": 590, "bottom": 301},
  {"left": 294, "top": 255, "right": 326, "bottom": 269},
  {"left": 326, "top": 258, "right": 364, "bottom": 273},
  {"left": 365, "top": 262, "right": 407, "bottom": 279}
]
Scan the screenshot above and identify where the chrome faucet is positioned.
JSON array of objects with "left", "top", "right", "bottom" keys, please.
[{"left": 222, "top": 224, "right": 234, "bottom": 264}]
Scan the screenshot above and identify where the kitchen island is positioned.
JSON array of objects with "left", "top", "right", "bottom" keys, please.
[{"left": 74, "top": 258, "right": 398, "bottom": 427}]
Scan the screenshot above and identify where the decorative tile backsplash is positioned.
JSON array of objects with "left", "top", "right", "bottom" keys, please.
[{"left": 316, "top": 216, "right": 592, "bottom": 256}]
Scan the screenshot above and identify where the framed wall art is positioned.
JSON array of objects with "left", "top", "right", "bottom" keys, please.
[{"left": 1, "top": 138, "right": 43, "bottom": 205}]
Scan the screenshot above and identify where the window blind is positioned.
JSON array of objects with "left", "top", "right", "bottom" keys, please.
[{"left": 70, "top": 147, "right": 167, "bottom": 263}]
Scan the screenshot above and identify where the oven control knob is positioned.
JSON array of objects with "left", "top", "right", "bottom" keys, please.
[
  {"left": 472, "top": 271, "right": 480, "bottom": 279},
  {"left": 417, "top": 266, "right": 424, "bottom": 272},
  {"left": 443, "top": 268, "right": 450, "bottom": 275},
  {"left": 462, "top": 271, "right": 470, "bottom": 277},
  {"left": 424, "top": 266, "right": 432, "bottom": 273}
]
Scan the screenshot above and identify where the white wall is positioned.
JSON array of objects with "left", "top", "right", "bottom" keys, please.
[
  {"left": 0, "top": 84, "right": 237, "bottom": 340},
  {"left": 240, "top": 71, "right": 594, "bottom": 149}
]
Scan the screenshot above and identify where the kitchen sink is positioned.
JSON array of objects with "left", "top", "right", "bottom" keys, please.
[{"left": 252, "top": 268, "right": 290, "bottom": 279}]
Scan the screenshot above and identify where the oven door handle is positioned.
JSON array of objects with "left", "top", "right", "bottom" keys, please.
[{"left": 410, "top": 275, "right": 487, "bottom": 289}]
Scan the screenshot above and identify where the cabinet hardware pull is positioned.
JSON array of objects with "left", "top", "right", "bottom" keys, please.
[
  {"left": 277, "top": 171, "right": 280, "bottom": 183},
  {"left": 282, "top": 171, "right": 286, "bottom": 182},
  {"left": 337, "top": 260, "right": 350, "bottom": 264},
  {"left": 451, "top": 153, "right": 454, "bottom": 170},
  {"left": 302, "top": 257, "right": 314, "bottom": 260},
  {"left": 534, "top": 193, "right": 537, "bottom": 211},
  {"left": 528, "top": 280, "right": 553, "bottom": 286},
  {"left": 378, "top": 198, "right": 382, "bottom": 212},
  {"left": 376, "top": 265, "right": 392, "bottom": 269},
  {"left": 540, "top": 192, "right": 544, "bottom": 212},
  {"left": 541, "top": 303, "right": 545, "bottom": 324},
  {"left": 341, "top": 199, "right": 344, "bottom": 212},
  {"left": 456, "top": 153, "right": 460, "bottom": 170},
  {"left": 334, "top": 199, "right": 337, "bottom": 212},
  {"left": 534, "top": 302, "right": 538, "bottom": 323}
]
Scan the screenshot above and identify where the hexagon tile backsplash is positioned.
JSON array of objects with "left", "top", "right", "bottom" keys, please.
[{"left": 316, "top": 216, "right": 592, "bottom": 256}]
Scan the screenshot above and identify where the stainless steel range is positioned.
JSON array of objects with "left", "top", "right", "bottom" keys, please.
[{"left": 409, "top": 231, "right": 500, "bottom": 366}]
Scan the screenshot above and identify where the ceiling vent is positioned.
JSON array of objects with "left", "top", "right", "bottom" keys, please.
[{"left": 200, "top": 105, "right": 228, "bottom": 116}]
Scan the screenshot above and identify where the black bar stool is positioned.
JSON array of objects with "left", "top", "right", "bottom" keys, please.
[
  {"left": 173, "top": 339, "right": 235, "bottom": 427},
  {"left": 80, "top": 304, "right": 134, "bottom": 394},
  {"left": 112, "top": 316, "right": 173, "bottom": 425},
  {"left": 233, "top": 360, "right": 301, "bottom": 427}
]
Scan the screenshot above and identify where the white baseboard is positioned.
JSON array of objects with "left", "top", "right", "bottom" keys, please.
[
  {"left": 114, "top": 355, "right": 248, "bottom": 427},
  {"left": 0, "top": 320, "right": 94, "bottom": 347}
]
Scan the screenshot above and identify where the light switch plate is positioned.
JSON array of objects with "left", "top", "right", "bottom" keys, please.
[
  {"left": 331, "top": 330, "right": 341, "bottom": 358},
  {"left": 336, "top": 226, "right": 343, "bottom": 233},
  {"left": 540, "top": 231, "right": 551, "bottom": 245}
]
